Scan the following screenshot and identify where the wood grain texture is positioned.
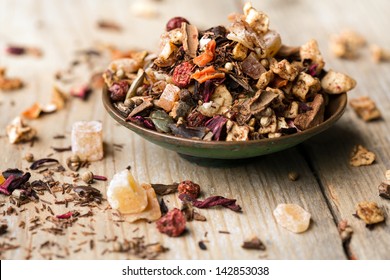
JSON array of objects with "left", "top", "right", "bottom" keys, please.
[{"left": 0, "top": 0, "right": 389, "bottom": 260}]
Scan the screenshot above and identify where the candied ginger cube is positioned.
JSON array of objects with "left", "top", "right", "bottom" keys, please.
[{"left": 71, "top": 121, "right": 103, "bottom": 161}]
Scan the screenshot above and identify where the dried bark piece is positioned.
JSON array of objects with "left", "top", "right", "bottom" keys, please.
[
  {"left": 107, "top": 169, "right": 148, "bottom": 214},
  {"left": 349, "top": 96, "right": 381, "bottom": 121},
  {"left": 378, "top": 182, "right": 390, "bottom": 199},
  {"left": 355, "top": 201, "right": 385, "bottom": 225},
  {"left": 6, "top": 117, "right": 37, "bottom": 144},
  {"left": 241, "top": 52, "right": 266, "bottom": 79},
  {"left": 124, "top": 184, "right": 162, "bottom": 223},
  {"left": 71, "top": 121, "right": 103, "bottom": 162},
  {"left": 182, "top": 23, "right": 198, "bottom": 58},
  {"left": 349, "top": 145, "right": 375, "bottom": 167},
  {"left": 242, "top": 236, "right": 266, "bottom": 250},
  {"left": 151, "top": 183, "right": 178, "bottom": 196},
  {"left": 294, "top": 94, "right": 325, "bottom": 130},
  {"left": 273, "top": 203, "right": 311, "bottom": 233}
]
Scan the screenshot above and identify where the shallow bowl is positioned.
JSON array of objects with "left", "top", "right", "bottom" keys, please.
[{"left": 103, "top": 87, "right": 347, "bottom": 159}]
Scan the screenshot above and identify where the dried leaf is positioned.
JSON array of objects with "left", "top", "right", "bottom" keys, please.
[{"left": 151, "top": 183, "right": 178, "bottom": 196}]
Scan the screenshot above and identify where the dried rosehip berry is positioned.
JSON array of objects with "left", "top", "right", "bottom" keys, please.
[
  {"left": 166, "top": 17, "right": 190, "bottom": 31},
  {"left": 156, "top": 208, "right": 186, "bottom": 237},
  {"left": 172, "top": 62, "right": 193, "bottom": 88},
  {"left": 109, "top": 81, "right": 129, "bottom": 101},
  {"left": 178, "top": 180, "right": 200, "bottom": 200}
]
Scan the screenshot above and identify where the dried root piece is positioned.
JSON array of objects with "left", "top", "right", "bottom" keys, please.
[
  {"left": 349, "top": 96, "right": 381, "bottom": 121},
  {"left": 355, "top": 201, "right": 385, "bottom": 225},
  {"left": 6, "top": 116, "right": 36, "bottom": 144},
  {"left": 273, "top": 203, "right": 311, "bottom": 233},
  {"left": 294, "top": 94, "right": 325, "bottom": 130},
  {"left": 349, "top": 145, "right": 375, "bottom": 167}
]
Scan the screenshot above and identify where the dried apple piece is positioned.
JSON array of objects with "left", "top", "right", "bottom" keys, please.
[
  {"left": 355, "top": 201, "right": 385, "bottom": 225},
  {"left": 124, "top": 184, "right": 161, "bottom": 222},
  {"left": 349, "top": 145, "right": 375, "bottom": 167},
  {"left": 6, "top": 117, "right": 37, "bottom": 144},
  {"left": 107, "top": 169, "right": 148, "bottom": 214}
]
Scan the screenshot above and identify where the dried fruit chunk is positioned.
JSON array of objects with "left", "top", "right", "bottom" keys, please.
[
  {"left": 71, "top": 121, "right": 103, "bottom": 162},
  {"left": 330, "top": 29, "right": 366, "bottom": 59},
  {"left": 191, "top": 66, "right": 225, "bottom": 84},
  {"left": 349, "top": 96, "right": 381, "bottom": 121},
  {"left": 156, "top": 208, "right": 186, "bottom": 237},
  {"left": 370, "top": 44, "right": 390, "bottom": 63},
  {"left": 107, "top": 169, "right": 148, "bottom": 214},
  {"left": 349, "top": 145, "right": 375, "bottom": 167},
  {"left": 193, "top": 39, "right": 216, "bottom": 67},
  {"left": 156, "top": 84, "right": 180, "bottom": 112},
  {"left": 166, "top": 17, "right": 190, "bottom": 31},
  {"left": 0, "top": 68, "right": 24, "bottom": 91},
  {"left": 321, "top": 70, "right": 356, "bottom": 94},
  {"left": 22, "top": 102, "right": 42, "bottom": 119},
  {"left": 300, "top": 39, "right": 325, "bottom": 76},
  {"left": 6, "top": 117, "right": 37, "bottom": 144},
  {"left": 178, "top": 180, "right": 200, "bottom": 199},
  {"left": 172, "top": 62, "right": 193, "bottom": 88},
  {"left": 355, "top": 201, "right": 385, "bottom": 225},
  {"left": 125, "top": 184, "right": 161, "bottom": 223},
  {"left": 273, "top": 203, "right": 311, "bottom": 233}
]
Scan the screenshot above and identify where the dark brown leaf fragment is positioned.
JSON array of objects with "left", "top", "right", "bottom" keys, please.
[{"left": 151, "top": 183, "right": 178, "bottom": 196}]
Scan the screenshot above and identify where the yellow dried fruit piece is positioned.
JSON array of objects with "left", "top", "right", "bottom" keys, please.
[
  {"left": 273, "top": 203, "right": 311, "bottom": 233},
  {"left": 125, "top": 184, "right": 162, "bottom": 223},
  {"left": 107, "top": 169, "right": 148, "bottom": 214},
  {"left": 0, "top": 175, "right": 5, "bottom": 185},
  {"left": 356, "top": 201, "right": 385, "bottom": 225}
]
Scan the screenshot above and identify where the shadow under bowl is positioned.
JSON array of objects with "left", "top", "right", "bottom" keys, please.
[{"left": 103, "top": 87, "right": 347, "bottom": 160}]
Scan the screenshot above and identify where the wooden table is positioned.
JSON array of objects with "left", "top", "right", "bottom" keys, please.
[{"left": 1, "top": 0, "right": 389, "bottom": 260}]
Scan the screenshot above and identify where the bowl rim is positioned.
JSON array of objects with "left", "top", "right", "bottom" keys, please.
[{"left": 102, "top": 86, "right": 347, "bottom": 148}]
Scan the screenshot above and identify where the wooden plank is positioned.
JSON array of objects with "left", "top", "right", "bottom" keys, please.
[
  {"left": 246, "top": 0, "right": 390, "bottom": 259},
  {"left": 6, "top": 0, "right": 387, "bottom": 260}
]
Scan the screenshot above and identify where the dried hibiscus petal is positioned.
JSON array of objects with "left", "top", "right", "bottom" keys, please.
[
  {"left": 172, "top": 62, "right": 193, "bottom": 88},
  {"left": 179, "top": 194, "right": 242, "bottom": 212},
  {"left": 156, "top": 208, "right": 186, "bottom": 237},
  {"left": 205, "top": 115, "right": 227, "bottom": 140},
  {"left": 109, "top": 81, "right": 129, "bottom": 101},
  {"left": 187, "top": 111, "right": 209, "bottom": 127},
  {"left": 56, "top": 211, "right": 74, "bottom": 219}
]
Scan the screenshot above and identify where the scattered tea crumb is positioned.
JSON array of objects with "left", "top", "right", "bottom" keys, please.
[
  {"left": 198, "top": 240, "right": 207, "bottom": 251},
  {"left": 97, "top": 20, "right": 122, "bottom": 32},
  {"left": 288, "top": 171, "right": 299, "bottom": 181},
  {"left": 349, "top": 145, "right": 375, "bottom": 167}
]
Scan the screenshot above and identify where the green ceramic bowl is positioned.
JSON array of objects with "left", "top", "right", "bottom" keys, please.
[{"left": 103, "top": 87, "right": 347, "bottom": 159}]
